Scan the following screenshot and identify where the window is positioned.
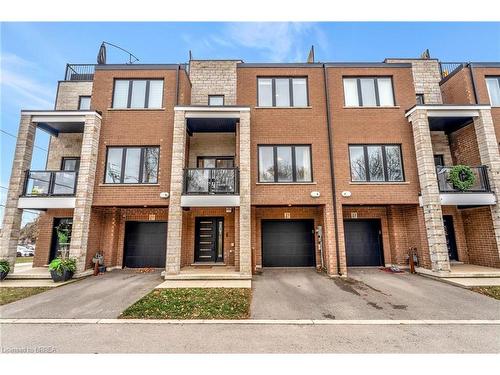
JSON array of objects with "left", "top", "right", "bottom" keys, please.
[
  {"left": 112, "top": 80, "right": 163, "bottom": 109},
  {"left": 61, "top": 157, "right": 80, "bottom": 171},
  {"left": 105, "top": 146, "right": 159, "bottom": 184},
  {"left": 78, "top": 96, "right": 91, "bottom": 110},
  {"left": 208, "top": 95, "right": 224, "bottom": 106},
  {"left": 258, "top": 145, "right": 312, "bottom": 183},
  {"left": 486, "top": 77, "right": 500, "bottom": 106},
  {"left": 349, "top": 145, "right": 404, "bottom": 182},
  {"left": 257, "top": 77, "right": 309, "bottom": 107},
  {"left": 343, "top": 77, "right": 395, "bottom": 107},
  {"left": 416, "top": 94, "right": 425, "bottom": 105}
]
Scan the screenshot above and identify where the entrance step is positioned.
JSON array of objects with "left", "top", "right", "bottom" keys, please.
[
  {"left": 416, "top": 264, "right": 500, "bottom": 278},
  {"left": 163, "top": 272, "right": 251, "bottom": 280},
  {"left": 156, "top": 279, "right": 251, "bottom": 288}
]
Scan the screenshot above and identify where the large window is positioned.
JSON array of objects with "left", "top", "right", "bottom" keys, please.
[
  {"left": 257, "top": 77, "right": 308, "bottom": 107},
  {"left": 112, "top": 79, "right": 163, "bottom": 109},
  {"left": 258, "top": 145, "right": 312, "bottom": 183},
  {"left": 105, "top": 146, "right": 159, "bottom": 184},
  {"left": 486, "top": 77, "right": 500, "bottom": 106},
  {"left": 349, "top": 145, "right": 404, "bottom": 182},
  {"left": 343, "top": 77, "right": 395, "bottom": 107}
]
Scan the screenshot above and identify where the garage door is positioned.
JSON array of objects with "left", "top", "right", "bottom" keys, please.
[
  {"left": 344, "top": 220, "right": 383, "bottom": 266},
  {"left": 262, "top": 220, "right": 315, "bottom": 267},
  {"left": 124, "top": 222, "right": 167, "bottom": 268}
]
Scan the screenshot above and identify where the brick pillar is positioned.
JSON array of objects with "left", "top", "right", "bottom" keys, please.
[
  {"left": 322, "top": 203, "right": 339, "bottom": 276},
  {"left": 0, "top": 115, "right": 36, "bottom": 269},
  {"left": 165, "top": 110, "right": 186, "bottom": 275},
  {"left": 409, "top": 109, "right": 449, "bottom": 272},
  {"left": 69, "top": 114, "right": 101, "bottom": 273},
  {"left": 238, "top": 111, "right": 252, "bottom": 276},
  {"left": 473, "top": 109, "right": 500, "bottom": 256}
]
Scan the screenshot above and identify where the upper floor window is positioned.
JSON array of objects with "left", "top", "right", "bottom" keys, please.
[
  {"left": 257, "top": 77, "right": 308, "bottom": 107},
  {"left": 208, "top": 95, "right": 224, "bottom": 106},
  {"left": 258, "top": 145, "right": 312, "bottom": 183},
  {"left": 349, "top": 144, "right": 404, "bottom": 182},
  {"left": 416, "top": 94, "right": 425, "bottom": 105},
  {"left": 343, "top": 77, "right": 395, "bottom": 107},
  {"left": 112, "top": 79, "right": 164, "bottom": 109},
  {"left": 105, "top": 146, "right": 159, "bottom": 184},
  {"left": 486, "top": 77, "right": 500, "bottom": 106},
  {"left": 78, "top": 96, "right": 91, "bottom": 110}
]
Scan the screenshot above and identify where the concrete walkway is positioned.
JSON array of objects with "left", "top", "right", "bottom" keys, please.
[
  {"left": 250, "top": 268, "right": 500, "bottom": 320},
  {"left": 0, "top": 269, "right": 162, "bottom": 319}
]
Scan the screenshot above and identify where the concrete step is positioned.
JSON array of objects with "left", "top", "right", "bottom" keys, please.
[
  {"left": 156, "top": 279, "right": 251, "bottom": 288},
  {"left": 163, "top": 273, "right": 251, "bottom": 280}
]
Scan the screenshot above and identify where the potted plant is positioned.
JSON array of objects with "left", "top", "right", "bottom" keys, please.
[
  {"left": 55, "top": 225, "right": 70, "bottom": 258},
  {"left": 0, "top": 259, "right": 10, "bottom": 281},
  {"left": 48, "top": 256, "right": 77, "bottom": 282}
]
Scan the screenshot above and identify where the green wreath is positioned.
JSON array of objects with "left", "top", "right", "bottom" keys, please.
[{"left": 448, "top": 165, "right": 476, "bottom": 191}]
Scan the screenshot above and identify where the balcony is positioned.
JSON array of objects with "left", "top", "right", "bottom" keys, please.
[
  {"left": 18, "top": 170, "right": 78, "bottom": 209},
  {"left": 432, "top": 166, "right": 496, "bottom": 206},
  {"left": 64, "top": 64, "right": 95, "bottom": 81},
  {"left": 181, "top": 168, "right": 240, "bottom": 207}
]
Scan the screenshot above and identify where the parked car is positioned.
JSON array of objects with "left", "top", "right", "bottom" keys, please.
[{"left": 17, "top": 245, "right": 35, "bottom": 257}]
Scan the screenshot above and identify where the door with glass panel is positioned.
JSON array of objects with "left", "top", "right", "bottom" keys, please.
[{"left": 194, "top": 217, "right": 224, "bottom": 263}]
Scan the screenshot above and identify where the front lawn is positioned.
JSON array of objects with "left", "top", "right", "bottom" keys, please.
[
  {"left": 120, "top": 288, "right": 251, "bottom": 319},
  {"left": 16, "top": 256, "right": 34, "bottom": 264},
  {"left": 472, "top": 286, "right": 500, "bottom": 300},
  {"left": 0, "top": 287, "right": 50, "bottom": 306}
]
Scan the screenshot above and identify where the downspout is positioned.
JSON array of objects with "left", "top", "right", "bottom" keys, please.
[
  {"left": 175, "top": 64, "right": 180, "bottom": 105},
  {"left": 469, "top": 63, "right": 479, "bottom": 104},
  {"left": 323, "top": 64, "right": 342, "bottom": 276}
]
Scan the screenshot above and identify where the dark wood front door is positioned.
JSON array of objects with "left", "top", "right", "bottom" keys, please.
[
  {"left": 195, "top": 217, "right": 224, "bottom": 263},
  {"left": 443, "top": 216, "right": 459, "bottom": 261}
]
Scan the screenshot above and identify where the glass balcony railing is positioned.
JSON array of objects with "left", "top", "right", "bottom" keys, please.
[
  {"left": 183, "top": 168, "right": 239, "bottom": 195},
  {"left": 436, "top": 166, "right": 491, "bottom": 193},
  {"left": 23, "top": 170, "right": 78, "bottom": 197}
]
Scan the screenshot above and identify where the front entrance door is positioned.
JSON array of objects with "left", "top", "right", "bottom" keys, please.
[
  {"left": 195, "top": 217, "right": 224, "bottom": 263},
  {"left": 50, "top": 218, "right": 73, "bottom": 262},
  {"left": 443, "top": 216, "right": 459, "bottom": 261}
]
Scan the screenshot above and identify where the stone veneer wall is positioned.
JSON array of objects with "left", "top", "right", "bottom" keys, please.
[
  {"left": 385, "top": 59, "right": 443, "bottom": 104},
  {"left": 189, "top": 60, "right": 240, "bottom": 105},
  {"left": 46, "top": 133, "right": 83, "bottom": 169},
  {"left": 187, "top": 133, "right": 236, "bottom": 167},
  {"left": 55, "top": 81, "right": 93, "bottom": 110}
]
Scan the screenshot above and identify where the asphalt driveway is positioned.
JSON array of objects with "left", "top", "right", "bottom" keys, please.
[
  {"left": 250, "top": 268, "right": 500, "bottom": 320},
  {"left": 0, "top": 269, "right": 162, "bottom": 319}
]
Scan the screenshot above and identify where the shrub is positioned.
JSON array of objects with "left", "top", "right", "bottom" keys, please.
[{"left": 0, "top": 259, "right": 10, "bottom": 274}]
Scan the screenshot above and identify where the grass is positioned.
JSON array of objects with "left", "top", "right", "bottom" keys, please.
[
  {"left": 0, "top": 287, "right": 50, "bottom": 306},
  {"left": 472, "top": 286, "right": 500, "bottom": 300},
  {"left": 120, "top": 288, "right": 252, "bottom": 319},
  {"left": 15, "top": 256, "right": 34, "bottom": 264}
]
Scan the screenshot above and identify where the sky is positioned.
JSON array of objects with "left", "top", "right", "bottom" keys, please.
[{"left": 1, "top": 22, "right": 500, "bottom": 225}]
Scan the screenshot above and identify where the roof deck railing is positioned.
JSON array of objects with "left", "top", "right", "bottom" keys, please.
[
  {"left": 64, "top": 64, "right": 95, "bottom": 81},
  {"left": 439, "top": 62, "right": 466, "bottom": 80}
]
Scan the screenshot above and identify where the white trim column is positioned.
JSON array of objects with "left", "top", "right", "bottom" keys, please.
[
  {"left": 474, "top": 109, "right": 500, "bottom": 256},
  {"left": 408, "top": 109, "right": 450, "bottom": 272},
  {"left": 165, "top": 110, "right": 186, "bottom": 275},
  {"left": 0, "top": 115, "right": 36, "bottom": 270}
]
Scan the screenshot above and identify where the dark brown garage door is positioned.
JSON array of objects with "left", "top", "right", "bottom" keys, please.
[
  {"left": 124, "top": 222, "right": 167, "bottom": 268},
  {"left": 344, "top": 220, "right": 384, "bottom": 267},
  {"left": 262, "top": 220, "right": 315, "bottom": 267}
]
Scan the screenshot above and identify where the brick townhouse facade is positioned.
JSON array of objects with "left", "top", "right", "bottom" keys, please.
[{"left": 1, "top": 54, "right": 500, "bottom": 281}]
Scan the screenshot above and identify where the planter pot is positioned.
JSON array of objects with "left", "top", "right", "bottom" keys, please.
[
  {"left": 98, "top": 266, "right": 106, "bottom": 273},
  {"left": 0, "top": 271, "right": 8, "bottom": 281},
  {"left": 50, "top": 269, "right": 74, "bottom": 282}
]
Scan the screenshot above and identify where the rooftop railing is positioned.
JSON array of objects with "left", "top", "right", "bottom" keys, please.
[
  {"left": 439, "top": 62, "right": 465, "bottom": 80},
  {"left": 64, "top": 64, "right": 95, "bottom": 81}
]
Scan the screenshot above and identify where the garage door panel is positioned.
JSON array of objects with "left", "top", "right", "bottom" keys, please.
[
  {"left": 124, "top": 222, "right": 167, "bottom": 268},
  {"left": 344, "top": 220, "right": 383, "bottom": 267},
  {"left": 262, "top": 220, "right": 315, "bottom": 267}
]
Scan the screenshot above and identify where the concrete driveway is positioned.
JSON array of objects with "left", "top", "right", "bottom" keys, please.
[
  {"left": 0, "top": 269, "right": 162, "bottom": 319},
  {"left": 250, "top": 268, "right": 500, "bottom": 320}
]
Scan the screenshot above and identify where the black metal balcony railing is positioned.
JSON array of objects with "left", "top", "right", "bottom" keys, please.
[
  {"left": 64, "top": 64, "right": 95, "bottom": 81},
  {"left": 436, "top": 166, "right": 491, "bottom": 193},
  {"left": 183, "top": 168, "right": 239, "bottom": 195},
  {"left": 439, "top": 62, "right": 465, "bottom": 79},
  {"left": 23, "top": 170, "right": 78, "bottom": 197}
]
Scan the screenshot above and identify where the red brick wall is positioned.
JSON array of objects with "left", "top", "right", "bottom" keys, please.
[
  {"left": 440, "top": 67, "right": 475, "bottom": 104},
  {"left": 461, "top": 207, "right": 500, "bottom": 268},
  {"left": 33, "top": 209, "right": 74, "bottom": 267},
  {"left": 449, "top": 123, "right": 481, "bottom": 166}
]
